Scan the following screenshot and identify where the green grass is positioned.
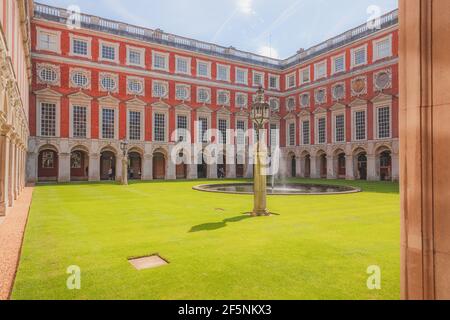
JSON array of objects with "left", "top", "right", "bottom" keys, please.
[{"left": 12, "top": 179, "right": 400, "bottom": 300}]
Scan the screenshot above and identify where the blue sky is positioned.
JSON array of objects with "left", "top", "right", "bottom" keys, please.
[{"left": 39, "top": 0, "right": 398, "bottom": 59}]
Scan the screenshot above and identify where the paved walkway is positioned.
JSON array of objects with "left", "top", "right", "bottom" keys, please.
[{"left": 0, "top": 188, "right": 34, "bottom": 300}]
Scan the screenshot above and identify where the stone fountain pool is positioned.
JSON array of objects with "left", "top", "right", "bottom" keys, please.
[{"left": 193, "top": 183, "right": 361, "bottom": 195}]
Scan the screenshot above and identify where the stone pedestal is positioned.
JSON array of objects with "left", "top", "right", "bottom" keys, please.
[{"left": 400, "top": 0, "right": 450, "bottom": 300}]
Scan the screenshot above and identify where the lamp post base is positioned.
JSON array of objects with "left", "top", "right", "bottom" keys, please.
[{"left": 251, "top": 209, "right": 270, "bottom": 217}]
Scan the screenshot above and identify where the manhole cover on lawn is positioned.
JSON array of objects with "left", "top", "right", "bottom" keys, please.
[{"left": 128, "top": 255, "right": 169, "bottom": 270}]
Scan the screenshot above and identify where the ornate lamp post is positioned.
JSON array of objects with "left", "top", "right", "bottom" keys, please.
[
  {"left": 251, "top": 87, "right": 271, "bottom": 216},
  {"left": 119, "top": 139, "right": 129, "bottom": 185}
]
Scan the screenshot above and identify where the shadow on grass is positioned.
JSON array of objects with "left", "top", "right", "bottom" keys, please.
[{"left": 189, "top": 215, "right": 253, "bottom": 233}]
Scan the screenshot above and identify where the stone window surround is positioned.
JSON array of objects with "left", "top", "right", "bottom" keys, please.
[
  {"left": 36, "top": 26, "right": 61, "bottom": 54},
  {"left": 196, "top": 59, "right": 212, "bottom": 79},
  {"left": 175, "top": 107, "right": 192, "bottom": 139},
  {"left": 152, "top": 105, "right": 169, "bottom": 143},
  {"left": 99, "top": 72, "right": 119, "bottom": 93},
  {"left": 69, "top": 68, "right": 91, "bottom": 89},
  {"left": 351, "top": 104, "right": 368, "bottom": 142},
  {"left": 69, "top": 97, "right": 92, "bottom": 139},
  {"left": 175, "top": 83, "right": 191, "bottom": 102},
  {"left": 235, "top": 67, "right": 249, "bottom": 85},
  {"left": 373, "top": 34, "right": 393, "bottom": 62},
  {"left": 285, "top": 118, "right": 297, "bottom": 147},
  {"left": 268, "top": 74, "right": 280, "bottom": 90},
  {"left": 373, "top": 96, "right": 393, "bottom": 140},
  {"left": 196, "top": 87, "right": 211, "bottom": 104},
  {"left": 235, "top": 115, "right": 248, "bottom": 145},
  {"left": 69, "top": 33, "right": 92, "bottom": 59},
  {"left": 126, "top": 76, "right": 145, "bottom": 96},
  {"left": 217, "top": 115, "right": 230, "bottom": 144},
  {"left": 286, "top": 72, "right": 297, "bottom": 89},
  {"left": 99, "top": 102, "right": 119, "bottom": 140},
  {"left": 252, "top": 70, "right": 265, "bottom": 88},
  {"left": 314, "top": 60, "right": 327, "bottom": 81},
  {"left": 36, "top": 96, "right": 61, "bottom": 138},
  {"left": 351, "top": 43, "right": 368, "bottom": 69},
  {"left": 152, "top": 51, "right": 170, "bottom": 72},
  {"left": 331, "top": 108, "right": 346, "bottom": 144},
  {"left": 98, "top": 39, "right": 120, "bottom": 64},
  {"left": 299, "top": 66, "right": 311, "bottom": 85},
  {"left": 235, "top": 92, "right": 248, "bottom": 108},
  {"left": 126, "top": 107, "right": 145, "bottom": 142},
  {"left": 331, "top": 52, "right": 346, "bottom": 75},
  {"left": 175, "top": 55, "right": 192, "bottom": 76},
  {"left": 216, "top": 89, "right": 231, "bottom": 106},
  {"left": 36, "top": 63, "right": 61, "bottom": 86},
  {"left": 126, "top": 45, "right": 146, "bottom": 67},
  {"left": 196, "top": 108, "right": 212, "bottom": 143},
  {"left": 216, "top": 63, "right": 231, "bottom": 82},
  {"left": 314, "top": 112, "right": 327, "bottom": 145},
  {"left": 299, "top": 114, "right": 311, "bottom": 146},
  {"left": 152, "top": 80, "right": 169, "bottom": 99}
]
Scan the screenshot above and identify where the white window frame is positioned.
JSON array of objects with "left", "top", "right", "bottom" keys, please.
[
  {"left": 175, "top": 55, "right": 192, "bottom": 75},
  {"left": 152, "top": 108, "right": 169, "bottom": 143},
  {"left": 175, "top": 84, "right": 191, "bottom": 101},
  {"left": 268, "top": 74, "right": 280, "bottom": 90},
  {"left": 374, "top": 101, "right": 392, "bottom": 140},
  {"left": 126, "top": 46, "right": 145, "bottom": 67},
  {"left": 152, "top": 80, "right": 169, "bottom": 99},
  {"left": 197, "top": 113, "right": 212, "bottom": 143},
  {"left": 99, "top": 106, "right": 119, "bottom": 140},
  {"left": 216, "top": 64, "right": 231, "bottom": 82},
  {"left": 252, "top": 71, "right": 265, "bottom": 88},
  {"left": 332, "top": 111, "right": 346, "bottom": 143},
  {"left": 300, "top": 118, "right": 311, "bottom": 146},
  {"left": 351, "top": 44, "right": 368, "bottom": 68},
  {"left": 235, "top": 67, "right": 248, "bottom": 85},
  {"left": 331, "top": 53, "right": 346, "bottom": 75},
  {"left": 286, "top": 72, "right": 297, "bottom": 89},
  {"left": 36, "top": 98, "right": 61, "bottom": 138},
  {"left": 351, "top": 106, "right": 368, "bottom": 142},
  {"left": 69, "top": 98, "right": 91, "bottom": 139},
  {"left": 175, "top": 109, "right": 192, "bottom": 143},
  {"left": 99, "top": 40, "right": 120, "bottom": 64},
  {"left": 36, "top": 27, "right": 61, "bottom": 54},
  {"left": 314, "top": 60, "right": 327, "bottom": 80},
  {"left": 315, "top": 115, "right": 327, "bottom": 145},
  {"left": 69, "top": 34, "right": 91, "bottom": 58},
  {"left": 373, "top": 34, "right": 393, "bottom": 62},
  {"left": 299, "top": 67, "right": 311, "bottom": 85},
  {"left": 127, "top": 108, "right": 145, "bottom": 142},
  {"left": 152, "top": 51, "right": 170, "bottom": 72},
  {"left": 286, "top": 120, "right": 297, "bottom": 147},
  {"left": 197, "top": 87, "right": 211, "bottom": 104},
  {"left": 196, "top": 60, "right": 212, "bottom": 79},
  {"left": 236, "top": 117, "right": 248, "bottom": 146}
]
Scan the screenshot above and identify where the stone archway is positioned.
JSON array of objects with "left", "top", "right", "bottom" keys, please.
[
  {"left": 153, "top": 152, "right": 166, "bottom": 180},
  {"left": 375, "top": 146, "right": 393, "bottom": 181},
  {"left": 70, "top": 147, "right": 89, "bottom": 181},
  {"left": 175, "top": 150, "right": 187, "bottom": 180},
  {"left": 197, "top": 151, "right": 207, "bottom": 179},
  {"left": 355, "top": 151, "right": 368, "bottom": 181},
  {"left": 38, "top": 146, "right": 59, "bottom": 182},
  {"left": 100, "top": 149, "right": 116, "bottom": 181},
  {"left": 301, "top": 152, "right": 311, "bottom": 178},
  {"left": 288, "top": 152, "right": 296, "bottom": 178},
  {"left": 316, "top": 151, "right": 327, "bottom": 179},
  {"left": 334, "top": 150, "right": 346, "bottom": 179},
  {"left": 128, "top": 151, "right": 142, "bottom": 180}
]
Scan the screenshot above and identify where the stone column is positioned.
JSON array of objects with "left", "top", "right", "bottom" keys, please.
[
  {"left": 88, "top": 153, "right": 100, "bottom": 182},
  {"left": 14, "top": 144, "right": 19, "bottom": 199},
  {"left": 8, "top": 139, "right": 15, "bottom": 207},
  {"left": 326, "top": 155, "right": 335, "bottom": 179},
  {"left": 400, "top": 0, "right": 450, "bottom": 300},
  {"left": 392, "top": 152, "right": 400, "bottom": 182},
  {"left": 26, "top": 150, "right": 37, "bottom": 184},
  {"left": 310, "top": 155, "right": 318, "bottom": 179},
  {"left": 295, "top": 156, "right": 302, "bottom": 178},
  {"left": 0, "top": 132, "right": 9, "bottom": 216},
  {"left": 166, "top": 147, "right": 176, "bottom": 180},
  {"left": 226, "top": 156, "right": 236, "bottom": 179},
  {"left": 58, "top": 152, "right": 71, "bottom": 183},
  {"left": 366, "top": 154, "right": 377, "bottom": 181},
  {"left": 345, "top": 155, "right": 355, "bottom": 180},
  {"left": 142, "top": 154, "right": 153, "bottom": 180}
]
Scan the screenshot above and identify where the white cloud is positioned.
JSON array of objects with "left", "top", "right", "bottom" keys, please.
[
  {"left": 237, "top": 0, "right": 254, "bottom": 15},
  {"left": 258, "top": 46, "right": 280, "bottom": 59}
]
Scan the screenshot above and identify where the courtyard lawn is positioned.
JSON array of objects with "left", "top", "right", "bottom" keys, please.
[{"left": 12, "top": 179, "right": 400, "bottom": 300}]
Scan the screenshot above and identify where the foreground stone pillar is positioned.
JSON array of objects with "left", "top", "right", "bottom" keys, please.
[
  {"left": 58, "top": 153, "right": 71, "bottom": 183},
  {"left": 345, "top": 155, "right": 355, "bottom": 180},
  {"left": 400, "top": 0, "right": 450, "bottom": 300},
  {"left": 142, "top": 155, "right": 153, "bottom": 180},
  {"left": 326, "top": 155, "right": 335, "bottom": 179},
  {"left": 310, "top": 155, "right": 318, "bottom": 179},
  {"left": 0, "top": 132, "right": 10, "bottom": 215},
  {"left": 88, "top": 153, "right": 100, "bottom": 182},
  {"left": 366, "top": 154, "right": 377, "bottom": 181}
]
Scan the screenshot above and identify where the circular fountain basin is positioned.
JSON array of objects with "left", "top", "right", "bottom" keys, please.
[{"left": 193, "top": 183, "right": 361, "bottom": 195}]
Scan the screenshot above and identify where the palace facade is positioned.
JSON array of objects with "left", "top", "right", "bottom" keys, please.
[
  {"left": 0, "top": 0, "right": 32, "bottom": 216},
  {"left": 27, "top": 3, "right": 399, "bottom": 183}
]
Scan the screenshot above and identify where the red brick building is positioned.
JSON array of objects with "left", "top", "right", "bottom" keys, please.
[{"left": 27, "top": 3, "right": 399, "bottom": 183}]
